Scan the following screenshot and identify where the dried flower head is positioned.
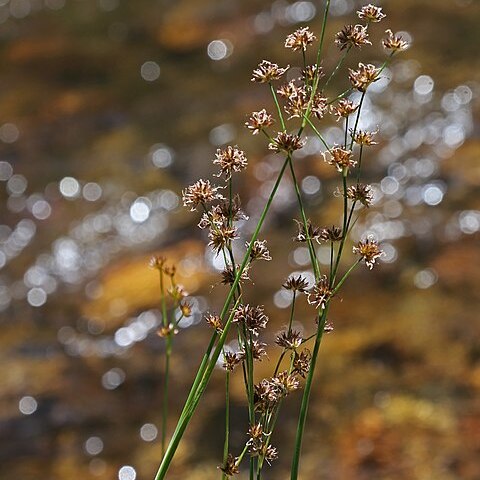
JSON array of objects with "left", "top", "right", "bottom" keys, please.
[
  {"left": 269, "top": 132, "right": 305, "bottom": 153},
  {"left": 293, "top": 349, "right": 311, "bottom": 378},
  {"left": 205, "top": 313, "right": 223, "bottom": 333},
  {"left": 351, "top": 128, "right": 378, "bottom": 146},
  {"left": 168, "top": 284, "right": 188, "bottom": 302},
  {"left": 349, "top": 63, "right": 379, "bottom": 92},
  {"left": 282, "top": 275, "right": 310, "bottom": 292},
  {"left": 357, "top": 4, "right": 386, "bottom": 22},
  {"left": 277, "top": 79, "right": 299, "bottom": 99},
  {"left": 324, "top": 321, "right": 334, "bottom": 333},
  {"left": 285, "top": 26, "right": 316, "bottom": 51},
  {"left": 182, "top": 179, "right": 224, "bottom": 211},
  {"left": 245, "top": 109, "right": 274, "bottom": 135},
  {"left": 239, "top": 340, "right": 267, "bottom": 362},
  {"left": 301, "top": 64, "right": 324, "bottom": 83},
  {"left": 320, "top": 225, "right": 343, "bottom": 242},
  {"left": 157, "top": 323, "right": 179, "bottom": 338},
  {"left": 330, "top": 98, "right": 358, "bottom": 120},
  {"left": 213, "top": 146, "right": 248, "bottom": 179},
  {"left": 346, "top": 183, "right": 374, "bottom": 207},
  {"left": 272, "top": 371, "right": 300, "bottom": 395},
  {"left": 219, "top": 454, "right": 239, "bottom": 477},
  {"left": 223, "top": 351, "right": 240, "bottom": 371},
  {"left": 251, "top": 60, "right": 289, "bottom": 83},
  {"left": 353, "top": 237, "right": 384, "bottom": 269},
  {"left": 248, "top": 239, "right": 272, "bottom": 262},
  {"left": 254, "top": 378, "right": 281, "bottom": 411},
  {"left": 200, "top": 195, "right": 248, "bottom": 230},
  {"left": 179, "top": 301, "right": 192, "bottom": 317},
  {"left": 208, "top": 224, "right": 238, "bottom": 255},
  {"left": 311, "top": 93, "right": 329, "bottom": 120},
  {"left": 149, "top": 255, "right": 166, "bottom": 270},
  {"left": 308, "top": 275, "right": 334, "bottom": 309},
  {"left": 275, "top": 329, "right": 303, "bottom": 349},
  {"left": 382, "top": 29, "right": 410, "bottom": 52},
  {"left": 294, "top": 219, "right": 323, "bottom": 244},
  {"left": 263, "top": 445, "right": 279, "bottom": 464},
  {"left": 221, "top": 264, "right": 250, "bottom": 286},
  {"left": 325, "top": 146, "right": 356, "bottom": 172},
  {"left": 335, "top": 24, "right": 371, "bottom": 50},
  {"left": 234, "top": 304, "right": 269, "bottom": 336}
]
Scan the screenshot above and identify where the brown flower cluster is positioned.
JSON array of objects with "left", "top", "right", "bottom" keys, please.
[
  {"left": 251, "top": 60, "right": 289, "bottom": 83},
  {"left": 346, "top": 183, "right": 374, "bottom": 207},
  {"left": 285, "top": 26, "right": 316, "bottom": 51},
  {"left": 182, "top": 179, "right": 224, "bottom": 211},
  {"left": 325, "top": 146, "right": 356, "bottom": 172},
  {"left": 335, "top": 24, "right": 371, "bottom": 50},
  {"left": 307, "top": 276, "right": 334, "bottom": 310},
  {"left": 213, "top": 145, "right": 248, "bottom": 179},
  {"left": 349, "top": 63, "right": 379, "bottom": 92},
  {"left": 245, "top": 109, "right": 274, "bottom": 135},
  {"left": 353, "top": 237, "right": 384, "bottom": 269}
]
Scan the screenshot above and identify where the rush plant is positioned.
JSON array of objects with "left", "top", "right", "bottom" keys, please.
[{"left": 152, "top": 3, "right": 409, "bottom": 478}]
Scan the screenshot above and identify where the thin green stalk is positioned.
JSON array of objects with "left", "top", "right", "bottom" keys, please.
[
  {"left": 290, "top": 306, "right": 329, "bottom": 480},
  {"left": 222, "top": 368, "right": 230, "bottom": 480},
  {"left": 270, "top": 83, "right": 286, "bottom": 132},
  {"left": 302, "top": 115, "right": 330, "bottom": 151},
  {"left": 323, "top": 46, "right": 351, "bottom": 91},
  {"left": 288, "top": 158, "right": 320, "bottom": 280},
  {"left": 154, "top": 156, "right": 291, "bottom": 480},
  {"left": 162, "top": 335, "right": 172, "bottom": 457}
]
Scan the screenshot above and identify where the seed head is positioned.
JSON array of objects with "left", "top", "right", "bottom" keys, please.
[
  {"left": 251, "top": 60, "right": 289, "bottom": 83},
  {"left": 245, "top": 109, "right": 274, "bottom": 135},
  {"left": 157, "top": 323, "right": 179, "bottom": 338},
  {"left": 346, "top": 183, "right": 374, "bottom": 207},
  {"left": 382, "top": 29, "right": 410, "bottom": 52},
  {"left": 269, "top": 132, "right": 305, "bottom": 153},
  {"left": 205, "top": 313, "right": 223, "bottom": 333},
  {"left": 308, "top": 275, "right": 334, "bottom": 310},
  {"left": 168, "top": 284, "right": 188, "bottom": 302},
  {"left": 293, "top": 349, "right": 311, "bottom": 378},
  {"left": 239, "top": 340, "right": 268, "bottom": 362},
  {"left": 351, "top": 128, "right": 378, "bottom": 146},
  {"left": 320, "top": 225, "right": 343, "bottom": 242},
  {"left": 301, "top": 64, "right": 324, "bottom": 83},
  {"left": 335, "top": 24, "right": 371, "bottom": 50},
  {"left": 208, "top": 224, "right": 238, "bottom": 255},
  {"left": 221, "top": 264, "right": 250, "bottom": 286},
  {"left": 275, "top": 329, "right": 303, "bottom": 349},
  {"left": 282, "top": 275, "right": 310, "bottom": 292},
  {"left": 294, "top": 219, "right": 323, "bottom": 244},
  {"left": 213, "top": 146, "right": 248, "bottom": 179},
  {"left": 149, "top": 255, "right": 166, "bottom": 270},
  {"left": 272, "top": 370, "right": 300, "bottom": 394},
  {"left": 179, "top": 301, "right": 192, "bottom": 317},
  {"left": 234, "top": 304, "right": 269, "bottom": 336},
  {"left": 357, "top": 4, "right": 386, "bottom": 22},
  {"left": 285, "top": 26, "right": 316, "bottom": 51},
  {"left": 247, "top": 239, "right": 272, "bottom": 262},
  {"left": 325, "top": 146, "right": 356, "bottom": 172},
  {"left": 263, "top": 445, "right": 279, "bottom": 464},
  {"left": 330, "top": 99, "right": 358, "bottom": 120},
  {"left": 182, "top": 179, "right": 224, "bottom": 211},
  {"left": 223, "top": 351, "right": 240, "bottom": 371},
  {"left": 353, "top": 237, "right": 384, "bottom": 269},
  {"left": 349, "top": 63, "right": 379, "bottom": 92},
  {"left": 219, "top": 454, "right": 239, "bottom": 477}
]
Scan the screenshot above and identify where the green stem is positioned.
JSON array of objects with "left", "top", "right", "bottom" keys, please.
[
  {"left": 323, "top": 46, "right": 351, "bottom": 92},
  {"left": 290, "top": 306, "right": 329, "bottom": 480},
  {"left": 154, "top": 156, "right": 291, "bottom": 479},
  {"left": 288, "top": 158, "right": 320, "bottom": 280},
  {"left": 222, "top": 369, "right": 230, "bottom": 480},
  {"left": 303, "top": 116, "right": 330, "bottom": 151},
  {"left": 162, "top": 335, "right": 172, "bottom": 457},
  {"left": 269, "top": 82, "right": 286, "bottom": 132}
]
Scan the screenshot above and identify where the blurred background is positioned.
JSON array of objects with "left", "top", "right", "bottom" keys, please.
[{"left": 1, "top": 0, "right": 479, "bottom": 479}]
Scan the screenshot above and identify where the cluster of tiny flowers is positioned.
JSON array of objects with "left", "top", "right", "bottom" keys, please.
[
  {"left": 307, "top": 276, "right": 334, "bottom": 310},
  {"left": 330, "top": 99, "right": 358, "bottom": 120},
  {"left": 245, "top": 109, "right": 274, "bottom": 135},
  {"left": 346, "top": 183, "right": 374, "bottom": 207},
  {"left": 248, "top": 239, "right": 272, "bottom": 262},
  {"left": 251, "top": 60, "right": 289, "bottom": 83},
  {"left": 213, "top": 145, "right": 248, "bottom": 179},
  {"left": 383, "top": 29, "right": 410, "bottom": 52},
  {"left": 353, "top": 237, "right": 384, "bottom": 269},
  {"left": 335, "top": 24, "right": 371, "bottom": 50},
  {"left": 325, "top": 146, "right": 356, "bottom": 172},
  {"left": 269, "top": 132, "right": 305, "bottom": 153},
  {"left": 275, "top": 329, "right": 303, "bottom": 349},
  {"left": 283, "top": 274, "right": 310, "bottom": 292},
  {"left": 357, "top": 4, "right": 386, "bottom": 22},
  {"left": 285, "top": 26, "right": 316, "bottom": 51},
  {"left": 233, "top": 304, "right": 269, "bottom": 337},
  {"left": 351, "top": 129, "right": 378, "bottom": 146},
  {"left": 182, "top": 179, "right": 224, "bottom": 211},
  {"left": 254, "top": 371, "right": 300, "bottom": 413},
  {"left": 349, "top": 63, "right": 379, "bottom": 92}
]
